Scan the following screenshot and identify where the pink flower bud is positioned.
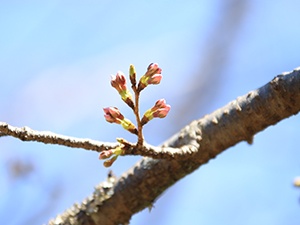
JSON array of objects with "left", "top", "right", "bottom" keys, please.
[
  {"left": 138, "top": 63, "right": 163, "bottom": 91},
  {"left": 141, "top": 99, "right": 170, "bottom": 125},
  {"left": 153, "top": 99, "right": 167, "bottom": 109},
  {"left": 110, "top": 71, "right": 134, "bottom": 108},
  {"left": 103, "top": 107, "right": 137, "bottom": 134},
  {"left": 99, "top": 150, "right": 114, "bottom": 159},
  {"left": 147, "top": 74, "right": 162, "bottom": 85},
  {"left": 145, "top": 63, "right": 162, "bottom": 78},
  {"left": 103, "top": 107, "right": 124, "bottom": 124},
  {"left": 152, "top": 99, "right": 170, "bottom": 118},
  {"left": 152, "top": 105, "right": 171, "bottom": 118},
  {"left": 111, "top": 71, "right": 126, "bottom": 92}
]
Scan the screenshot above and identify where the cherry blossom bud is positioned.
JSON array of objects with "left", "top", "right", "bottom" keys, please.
[
  {"left": 99, "top": 149, "right": 114, "bottom": 159},
  {"left": 153, "top": 99, "right": 168, "bottom": 110},
  {"left": 141, "top": 99, "right": 171, "bottom": 126},
  {"left": 103, "top": 107, "right": 124, "bottom": 124},
  {"left": 120, "top": 118, "right": 138, "bottom": 135},
  {"left": 138, "top": 63, "right": 162, "bottom": 91},
  {"left": 152, "top": 106, "right": 171, "bottom": 118},
  {"left": 99, "top": 146, "right": 125, "bottom": 167},
  {"left": 129, "top": 64, "right": 136, "bottom": 86},
  {"left": 110, "top": 72, "right": 126, "bottom": 92},
  {"left": 147, "top": 73, "right": 162, "bottom": 85},
  {"left": 145, "top": 63, "right": 162, "bottom": 78},
  {"left": 103, "top": 107, "right": 138, "bottom": 134},
  {"left": 103, "top": 155, "right": 118, "bottom": 167},
  {"left": 111, "top": 71, "right": 134, "bottom": 108}
]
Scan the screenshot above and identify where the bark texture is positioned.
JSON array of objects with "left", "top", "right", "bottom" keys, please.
[{"left": 47, "top": 67, "right": 300, "bottom": 224}]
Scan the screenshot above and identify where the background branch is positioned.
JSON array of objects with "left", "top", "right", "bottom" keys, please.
[{"left": 47, "top": 67, "right": 300, "bottom": 224}]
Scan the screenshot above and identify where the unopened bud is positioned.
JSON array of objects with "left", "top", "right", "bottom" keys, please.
[
  {"left": 138, "top": 63, "right": 162, "bottom": 91},
  {"left": 103, "top": 155, "right": 118, "bottom": 167},
  {"left": 145, "top": 63, "right": 162, "bottom": 77},
  {"left": 141, "top": 99, "right": 170, "bottom": 126},
  {"left": 120, "top": 118, "right": 138, "bottom": 135},
  {"left": 110, "top": 71, "right": 134, "bottom": 108},
  {"left": 99, "top": 150, "right": 114, "bottom": 159},
  {"left": 129, "top": 64, "right": 136, "bottom": 86},
  {"left": 103, "top": 107, "right": 124, "bottom": 124}
]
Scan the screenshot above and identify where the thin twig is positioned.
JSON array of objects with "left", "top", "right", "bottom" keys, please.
[
  {"left": 0, "top": 121, "right": 198, "bottom": 160},
  {"left": 0, "top": 122, "right": 117, "bottom": 152},
  {"left": 133, "top": 86, "right": 144, "bottom": 147}
]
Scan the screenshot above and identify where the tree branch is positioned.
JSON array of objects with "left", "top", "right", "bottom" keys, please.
[
  {"left": 117, "top": 139, "right": 200, "bottom": 160},
  {"left": 0, "top": 122, "right": 198, "bottom": 160},
  {"left": 45, "top": 67, "right": 300, "bottom": 224},
  {"left": 0, "top": 123, "right": 117, "bottom": 152},
  {"left": 1, "top": 67, "right": 299, "bottom": 224}
]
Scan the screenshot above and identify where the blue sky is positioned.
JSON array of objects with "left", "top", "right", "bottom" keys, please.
[{"left": 0, "top": 1, "right": 300, "bottom": 224}]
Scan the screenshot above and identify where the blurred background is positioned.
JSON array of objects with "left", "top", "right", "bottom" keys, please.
[{"left": 0, "top": 1, "right": 300, "bottom": 224}]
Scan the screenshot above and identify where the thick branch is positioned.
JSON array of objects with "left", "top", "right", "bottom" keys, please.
[
  {"left": 48, "top": 67, "right": 300, "bottom": 225},
  {"left": 0, "top": 123, "right": 117, "bottom": 152}
]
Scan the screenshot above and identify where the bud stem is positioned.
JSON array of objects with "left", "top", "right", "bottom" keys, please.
[{"left": 132, "top": 85, "right": 144, "bottom": 147}]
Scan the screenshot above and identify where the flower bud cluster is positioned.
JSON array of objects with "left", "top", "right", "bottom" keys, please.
[{"left": 100, "top": 63, "right": 170, "bottom": 167}]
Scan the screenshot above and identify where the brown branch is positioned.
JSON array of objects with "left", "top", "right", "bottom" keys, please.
[
  {"left": 0, "top": 123, "right": 117, "bottom": 152},
  {"left": 117, "top": 139, "right": 200, "bottom": 160},
  {"left": 0, "top": 132, "right": 8, "bottom": 137},
  {"left": 0, "top": 122, "right": 198, "bottom": 160},
  {"left": 48, "top": 67, "right": 300, "bottom": 225}
]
